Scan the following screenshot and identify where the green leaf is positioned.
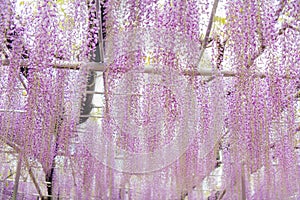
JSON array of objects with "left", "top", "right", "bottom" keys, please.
[
  {"left": 214, "top": 16, "right": 226, "bottom": 25},
  {"left": 57, "top": 0, "right": 65, "bottom": 5}
]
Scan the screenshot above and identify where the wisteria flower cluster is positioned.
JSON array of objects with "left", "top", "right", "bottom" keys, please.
[{"left": 0, "top": 0, "right": 299, "bottom": 199}]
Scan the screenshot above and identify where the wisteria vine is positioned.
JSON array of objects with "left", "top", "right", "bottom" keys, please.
[{"left": 0, "top": 0, "right": 299, "bottom": 199}]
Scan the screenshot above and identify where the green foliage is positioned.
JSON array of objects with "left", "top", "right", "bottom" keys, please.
[
  {"left": 56, "top": 0, "right": 65, "bottom": 5},
  {"left": 213, "top": 16, "right": 226, "bottom": 25}
]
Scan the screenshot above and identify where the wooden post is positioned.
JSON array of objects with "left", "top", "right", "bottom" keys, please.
[
  {"left": 12, "top": 153, "right": 23, "bottom": 200},
  {"left": 241, "top": 163, "right": 246, "bottom": 200}
]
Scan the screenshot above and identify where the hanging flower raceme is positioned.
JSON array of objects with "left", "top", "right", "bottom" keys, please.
[
  {"left": 0, "top": 0, "right": 98, "bottom": 198},
  {"left": 70, "top": 0, "right": 229, "bottom": 199},
  {"left": 225, "top": 0, "right": 300, "bottom": 199}
]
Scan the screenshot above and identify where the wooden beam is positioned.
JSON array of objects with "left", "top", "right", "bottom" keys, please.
[{"left": 2, "top": 59, "right": 299, "bottom": 80}]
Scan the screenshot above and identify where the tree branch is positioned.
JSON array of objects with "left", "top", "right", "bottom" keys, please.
[
  {"left": 248, "top": 0, "right": 287, "bottom": 68},
  {"left": 217, "top": 189, "right": 226, "bottom": 200},
  {"left": 274, "top": 0, "right": 287, "bottom": 21},
  {"left": 25, "top": 159, "right": 44, "bottom": 199},
  {"left": 197, "top": 0, "right": 219, "bottom": 66}
]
